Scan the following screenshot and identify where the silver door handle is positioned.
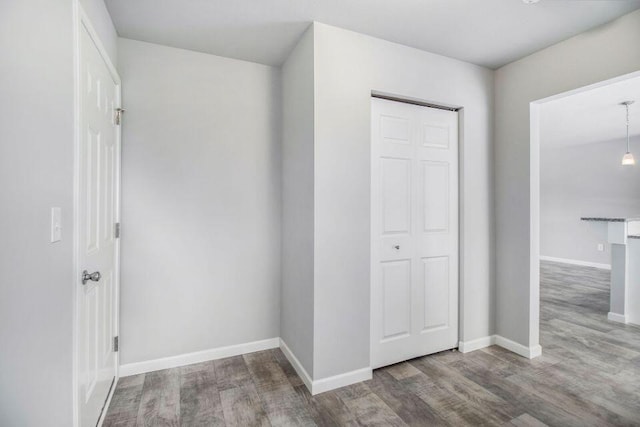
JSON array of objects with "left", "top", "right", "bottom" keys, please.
[
  {"left": 82, "top": 270, "right": 101, "bottom": 285},
  {"left": 393, "top": 245, "right": 400, "bottom": 250}
]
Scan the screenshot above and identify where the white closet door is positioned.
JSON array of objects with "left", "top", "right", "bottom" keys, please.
[{"left": 371, "top": 97, "right": 458, "bottom": 369}]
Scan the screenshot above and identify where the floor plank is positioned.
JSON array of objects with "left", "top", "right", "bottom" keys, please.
[
  {"left": 508, "top": 413, "right": 549, "bottom": 427},
  {"left": 368, "top": 369, "right": 448, "bottom": 426},
  {"left": 102, "top": 374, "right": 145, "bottom": 427},
  {"left": 214, "top": 355, "right": 254, "bottom": 391},
  {"left": 179, "top": 361, "right": 225, "bottom": 426},
  {"left": 293, "top": 384, "right": 358, "bottom": 427},
  {"left": 219, "top": 384, "right": 271, "bottom": 427},
  {"left": 135, "top": 368, "right": 180, "bottom": 427},
  {"left": 333, "top": 382, "right": 407, "bottom": 426},
  {"left": 243, "top": 351, "right": 316, "bottom": 426}
]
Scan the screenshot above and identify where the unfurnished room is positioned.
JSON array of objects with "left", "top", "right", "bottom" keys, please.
[{"left": 2, "top": 1, "right": 640, "bottom": 426}]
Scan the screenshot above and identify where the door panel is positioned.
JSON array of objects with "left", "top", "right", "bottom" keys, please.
[
  {"left": 422, "top": 161, "right": 449, "bottom": 232},
  {"left": 371, "top": 97, "right": 458, "bottom": 369},
  {"left": 381, "top": 158, "right": 411, "bottom": 234},
  {"left": 78, "top": 21, "right": 119, "bottom": 427},
  {"left": 422, "top": 256, "right": 449, "bottom": 331},
  {"left": 422, "top": 124, "right": 450, "bottom": 149},
  {"left": 86, "top": 127, "right": 100, "bottom": 252},
  {"left": 381, "top": 115, "right": 411, "bottom": 143},
  {"left": 381, "top": 260, "right": 412, "bottom": 340}
]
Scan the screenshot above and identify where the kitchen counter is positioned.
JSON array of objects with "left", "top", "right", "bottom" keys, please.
[
  {"left": 580, "top": 217, "right": 640, "bottom": 326},
  {"left": 581, "top": 217, "right": 640, "bottom": 222}
]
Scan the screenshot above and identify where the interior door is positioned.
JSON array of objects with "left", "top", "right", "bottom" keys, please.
[
  {"left": 371, "top": 97, "right": 458, "bottom": 369},
  {"left": 78, "top": 20, "right": 119, "bottom": 426}
]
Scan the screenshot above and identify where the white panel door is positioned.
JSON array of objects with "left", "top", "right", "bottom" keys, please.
[
  {"left": 371, "top": 97, "right": 458, "bottom": 369},
  {"left": 78, "top": 21, "right": 119, "bottom": 427}
]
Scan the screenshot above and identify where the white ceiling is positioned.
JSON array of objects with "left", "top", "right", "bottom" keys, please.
[
  {"left": 104, "top": 0, "right": 640, "bottom": 68},
  {"left": 541, "top": 76, "right": 640, "bottom": 149}
]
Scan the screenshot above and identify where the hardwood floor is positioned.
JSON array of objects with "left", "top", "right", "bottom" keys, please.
[{"left": 104, "top": 261, "right": 640, "bottom": 426}]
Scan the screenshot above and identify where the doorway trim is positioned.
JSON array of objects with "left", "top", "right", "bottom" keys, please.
[
  {"left": 72, "top": 3, "right": 122, "bottom": 426},
  {"left": 528, "top": 69, "right": 640, "bottom": 352},
  {"left": 369, "top": 92, "right": 463, "bottom": 368}
]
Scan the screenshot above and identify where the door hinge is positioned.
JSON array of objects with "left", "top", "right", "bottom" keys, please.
[
  {"left": 115, "top": 222, "right": 120, "bottom": 239},
  {"left": 113, "top": 336, "right": 119, "bottom": 352},
  {"left": 114, "top": 107, "right": 125, "bottom": 125}
]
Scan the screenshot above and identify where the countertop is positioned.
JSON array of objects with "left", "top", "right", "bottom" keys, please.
[{"left": 581, "top": 217, "right": 640, "bottom": 223}]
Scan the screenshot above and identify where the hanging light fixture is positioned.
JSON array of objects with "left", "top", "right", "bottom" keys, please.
[{"left": 621, "top": 101, "right": 635, "bottom": 166}]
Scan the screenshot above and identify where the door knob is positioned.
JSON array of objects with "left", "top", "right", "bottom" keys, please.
[
  {"left": 394, "top": 245, "right": 400, "bottom": 250},
  {"left": 82, "top": 270, "right": 101, "bottom": 285}
]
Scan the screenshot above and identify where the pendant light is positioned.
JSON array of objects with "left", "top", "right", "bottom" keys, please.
[{"left": 621, "top": 101, "right": 635, "bottom": 166}]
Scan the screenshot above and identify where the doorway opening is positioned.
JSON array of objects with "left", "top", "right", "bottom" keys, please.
[{"left": 530, "top": 70, "right": 640, "bottom": 360}]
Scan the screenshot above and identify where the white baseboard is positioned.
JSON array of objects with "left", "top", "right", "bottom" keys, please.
[
  {"left": 608, "top": 312, "right": 627, "bottom": 324},
  {"left": 119, "top": 337, "right": 280, "bottom": 377},
  {"left": 119, "top": 334, "right": 539, "bottom": 393},
  {"left": 279, "top": 338, "right": 372, "bottom": 395},
  {"left": 279, "top": 339, "right": 313, "bottom": 392},
  {"left": 312, "top": 367, "right": 373, "bottom": 395},
  {"left": 120, "top": 336, "right": 370, "bottom": 396},
  {"left": 459, "top": 335, "right": 541, "bottom": 359},
  {"left": 540, "top": 255, "right": 611, "bottom": 270},
  {"left": 458, "top": 336, "right": 495, "bottom": 353},
  {"left": 494, "top": 335, "right": 542, "bottom": 359}
]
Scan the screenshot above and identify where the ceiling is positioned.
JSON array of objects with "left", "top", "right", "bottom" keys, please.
[
  {"left": 541, "top": 76, "right": 640, "bottom": 149},
  {"left": 104, "top": 0, "right": 640, "bottom": 68}
]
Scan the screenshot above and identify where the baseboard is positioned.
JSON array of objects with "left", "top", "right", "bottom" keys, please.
[
  {"left": 279, "top": 339, "right": 313, "bottom": 392},
  {"left": 119, "top": 337, "right": 280, "bottom": 377},
  {"left": 459, "top": 335, "right": 541, "bottom": 359},
  {"left": 608, "top": 312, "right": 627, "bottom": 324},
  {"left": 279, "top": 339, "right": 372, "bottom": 395},
  {"left": 540, "top": 255, "right": 611, "bottom": 270},
  {"left": 312, "top": 367, "right": 372, "bottom": 395},
  {"left": 458, "top": 336, "right": 495, "bottom": 353},
  {"left": 119, "top": 336, "right": 370, "bottom": 395},
  {"left": 495, "top": 335, "right": 542, "bottom": 359},
  {"left": 119, "top": 334, "right": 538, "bottom": 392}
]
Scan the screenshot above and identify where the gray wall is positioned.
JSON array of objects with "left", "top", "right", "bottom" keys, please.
[
  {"left": 280, "top": 27, "right": 316, "bottom": 375},
  {"left": 495, "top": 9, "right": 640, "bottom": 348},
  {"left": 80, "top": 0, "right": 118, "bottom": 65},
  {"left": 312, "top": 23, "right": 495, "bottom": 379},
  {"left": 117, "top": 38, "right": 282, "bottom": 364},
  {"left": 541, "top": 138, "right": 640, "bottom": 265},
  {"left": 1, "top": 1, "right": 71, "bottom": 425}
]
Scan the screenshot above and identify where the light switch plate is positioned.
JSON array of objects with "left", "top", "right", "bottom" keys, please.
[
  {"left": 597, "top": 243, "right": 604, "bottom": 252},
  {"left": 51, "top": 207, "right": 61, "bottom": 243}
]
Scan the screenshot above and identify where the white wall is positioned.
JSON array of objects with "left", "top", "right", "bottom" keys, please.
[
  {"left": 0, "top": 1, "right": 74, "bottom": 426},
  {"left": 117, "top": 38, "right": 281, "bottom": 365},
  {"left": 541, "top": 138, "right": 640, "bottom": 265},
  {"left": 495, "top": 9, "right": 640, "bottom": 347},
  {"left": 281, "top": 27, "right": 316, "bottom": 375},
  {"left": 311, "top": 23, "right": 495, "bottom": 379},
  {"left": 80, "top": 0, "right": 117, "bottom": 66}
]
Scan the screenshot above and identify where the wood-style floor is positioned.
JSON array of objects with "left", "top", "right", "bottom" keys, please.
[{"left": 104, "top": 261, "right": 640, "bottom": 426}]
